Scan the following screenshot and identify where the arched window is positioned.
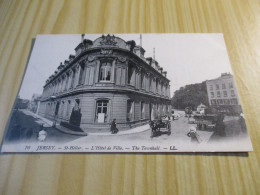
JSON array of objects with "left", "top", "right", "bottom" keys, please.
[{"left": 99, "top": 62, "right": 112, "bottom": 81}]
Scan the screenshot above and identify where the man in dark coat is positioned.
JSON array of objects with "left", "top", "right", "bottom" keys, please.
[{"left": 111, "top": 119, "right": 119, "bottom": 134}]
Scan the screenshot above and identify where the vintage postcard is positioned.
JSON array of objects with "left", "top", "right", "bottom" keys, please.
[{"left": 0, "top": 34, "right": 253, "bottom": 153}]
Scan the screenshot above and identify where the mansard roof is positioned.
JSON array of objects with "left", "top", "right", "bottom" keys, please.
[{"left": 45, "top": 34, "right": 170, "bottom": 86}]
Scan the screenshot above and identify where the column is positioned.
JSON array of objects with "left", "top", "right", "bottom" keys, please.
[
  {"left": 111, "top": 59, "right": 116, "bottom": 83},
  {"left": 95, "top": 60, "right": 100, "bottom": 83}
]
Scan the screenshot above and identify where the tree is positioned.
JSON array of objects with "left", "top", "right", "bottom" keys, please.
[{"left": 171, "top": 81, "right": 209, "bottom": 110}]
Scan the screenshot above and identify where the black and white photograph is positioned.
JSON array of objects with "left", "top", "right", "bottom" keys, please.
[{"left": 0, "top": 33, "right": 253, "bottom": 152}]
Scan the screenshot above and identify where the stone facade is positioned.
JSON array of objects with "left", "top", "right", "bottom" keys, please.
[
  {"left": 38, "top": 35, "right": 171, "bottom": 132},
  {"left": 206, "top": 73, "right": 240, "bottom": 109}
]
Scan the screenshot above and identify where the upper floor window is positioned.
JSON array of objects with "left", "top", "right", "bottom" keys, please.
[
  {"left": 128, "top": 64, "right": 135, "bottom": 85},
  {"left": 229, "top": 82, "right": 233, "bottom": 89},
  {"left": 141, "top": 71, "right": 145, "bottom": 89},
  {"left": 223, "top": 91, "right": 227, "bottom": 97},
  {"left": 217, "top": 91, "right": 221, "bottom": 97},
  {"left": 209, "top": 85, "right": 213, "bottom": 90},
  {"left": 78, "top": 65, "right": 85, "bottom": 85},
  {"left": 222, "top": 84, "right": 226, "bottom": 89},
  {"left": 149, "top": 77, "right": 152, "bottom": 91},
  {"left": 99, "top": 62, "right": 112, "bottom": 81},
  {"left": 216, "top": 84, "right": 219, "bottom": 90},
  {"left": 156, "top": 80, "right": 159, "bottom": 93},
  {"left": 231, "top": 90, "right": 235, "bottom": 97},
  {"left": 211, "top": 92, "right": 214, "bottom": 98},
  {"left": 71, "top": 69, "right": 76, "bottom": 88}
]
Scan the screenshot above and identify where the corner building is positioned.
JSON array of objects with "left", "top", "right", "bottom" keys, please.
[
  {"left": 38, "top": 35, "right": 171, "bottom": 131},
  {"left": 206, "top": 73, "right": 241, "bottom": 113}
]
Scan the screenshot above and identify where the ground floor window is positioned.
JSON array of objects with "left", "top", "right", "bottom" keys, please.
[
  {"left": 127, "top": 100, "right": 134, "bottom": 121},
  {"left": 96, "top": 100, "right": 109, "bottom": 123},
  {"left": 55, "top": 102, "right": 60, "bottom": 116},
  {"left": 141, "top": 102, "right": 145, "bottom": 119},
  {"left": 211, "top": 99, "right": 217, "bottom": 105},
  {"left": 230, "top": 98, "right": 238, "bottom": 105},
  {"left": 224, "top": 99, "right": 230, "bottom": 105},
  {"left": 66, "top": 100, "right": 71, "bottom": 117}
]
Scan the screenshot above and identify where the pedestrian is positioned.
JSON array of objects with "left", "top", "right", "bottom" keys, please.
[
  {"left": 238, "top": 113, "right": 247, "bottom": 134},
  {"left": 187, "top": 126, "right": 201, "bottom": 144},
  {"left": 215, "top": 113, "right": 226, "bottom": 136},
  {"left": 149, "top": 120, "right": 157, "bottom": 137},
  {"left": 38, "top": 125, "right": 47, "bottom": 142},
  {"left": 110, "top": 119, "right": 119, "bottom": 134}
]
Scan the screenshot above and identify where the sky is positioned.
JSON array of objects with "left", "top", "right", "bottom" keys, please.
[{"left": 19, "top": 33, "right": 232, "bottom": 99}]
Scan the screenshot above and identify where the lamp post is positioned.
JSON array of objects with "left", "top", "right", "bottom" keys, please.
[{"left": 50, "top": 96, "right": 57, "bottom": 127}]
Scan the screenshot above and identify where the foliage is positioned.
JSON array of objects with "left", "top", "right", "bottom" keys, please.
[{"left": 171, "top": 81, "right": 209, "bottom": 110}]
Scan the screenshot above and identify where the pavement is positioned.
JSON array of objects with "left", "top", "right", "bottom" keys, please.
[
  {"left": 3, "top": 109, "right": 251, "bottom": 152},
  {"left": 20, "top": 109, "right": 150, "bottom": 136},
  {"left": 21, "top": 109, "right": 53, "bottom": 127},
  {"left": 22, "top": 109, "right": 214, "bottom": 143}
]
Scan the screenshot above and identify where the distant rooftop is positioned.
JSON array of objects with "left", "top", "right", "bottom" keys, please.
[{"left": 207, "top": 73, "right": 233, "bottom": 82}]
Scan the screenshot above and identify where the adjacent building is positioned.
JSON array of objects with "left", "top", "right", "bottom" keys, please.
[
  {"left": 28, "top": 93, "right": 41, "bottom": 113},
  {"left": 206, "top": 73, "right": 241, "bottom": 113},
  {"left": 38, "top": 35, "right": 171, "bottom": 132}
]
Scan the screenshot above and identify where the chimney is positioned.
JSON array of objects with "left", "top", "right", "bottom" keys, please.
[
  {"left": 69, "top": 55, "right": 75, "bottom": 62},
  {"left": 64, "top": 60, "right": 69, "bottom": 66},
  {"left": 134, "top": 45, "right": 146, "bottom": 59}
]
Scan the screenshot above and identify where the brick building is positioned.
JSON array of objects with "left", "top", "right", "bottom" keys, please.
[{"left": 38, "top": 35, "right": 171, "bottom": 131}]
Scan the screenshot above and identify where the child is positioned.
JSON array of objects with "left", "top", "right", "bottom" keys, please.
[
  {"left": 38, "top": 125, "right": 47, "bottom": 142},
  {"left": 187, "top": 126, "right": 201, "bottom": 144}
]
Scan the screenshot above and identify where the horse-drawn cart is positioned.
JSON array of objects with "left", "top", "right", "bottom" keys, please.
[{"left": 149, "top": 116, "right": 171, "bottom": 137}]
